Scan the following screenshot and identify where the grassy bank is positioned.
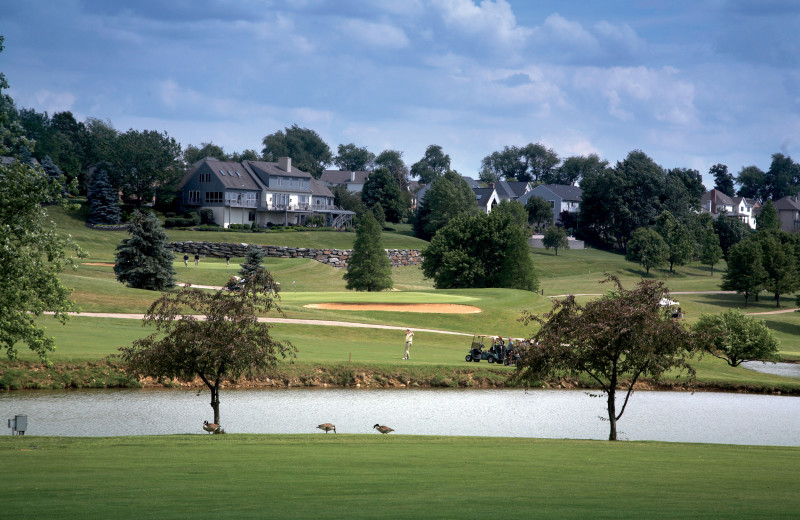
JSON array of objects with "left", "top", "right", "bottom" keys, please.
[{"left": 2, "top": 435, "right": 798, "bottom": 519}]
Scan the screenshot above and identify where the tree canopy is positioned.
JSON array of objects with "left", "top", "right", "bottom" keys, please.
[
  {"left": 110, "top": 129, "right": 182, "bottom": 207},
  {"left": 655, "top": 210, "right": 693, "bottom": 273},
  {"left": 525, "top": 195, "right": 553, "bottom": 232},
  {"left": 334, "top": 143, "right": 374, "bottom": 171},
  {"left": 374, "top": 149, "right": 409, "bottom": 190},
  {"left": 118, "top": 269, "right": 296, "bottom": 425},
  {"left": 114, "top": 210, "right": 176, "bottom": 291},
  {"left": 542, "top": 226, "right": 569, "bottom": 255},
  {"left": 515, "top": 277, "right": 696, "bottom": 441},
  {"left": 361, "top": 166, "right": 405, "bottom": 223},
  {"left": 261, "top": 125, "right": 332, "bottom": 178},
  {"left": 414, "top": 169, "right": 478, "bottom": 240},
  {"left": 694, "top": 310, "right": 779, "bottom": 367},
  {"left": 721, "top": 237, "right": 767, "bottom": 306},
  {"left": 88, "top": 163, "right": 121, "bottom": 225},
  {"left": 411, "top": 144, "right": 451, "bottom": 185},
  {"left": 343, "top": 211, "right": 393, "bottom": 292},
  {"left": 552, "top": 154, "right": 607, "bottom": 186},
  {"left": 755, "top": 200, "right": 780, "bottom": 232},
  {"left": 625, "top": 227, "right": 668, "bottom": 274},
  {"left": 479, "top": 143, "right": 559, "bottom": 183},
  {"left": 710, "top": 163, "right": 734, "bottom": 197}
]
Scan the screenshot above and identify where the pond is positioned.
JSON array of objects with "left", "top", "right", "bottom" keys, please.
[
  {"left": 2, "top": 388, "right": 798, "bottom": 446},
  {"left": 742, "top": 361, "right": 800, "bottom": 379}
]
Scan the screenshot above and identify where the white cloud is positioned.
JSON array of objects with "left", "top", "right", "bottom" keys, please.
[
  {"left": 24, "top": 89, "right": 77, "bottom": 114},
  {"left": 532, "top": 13, "right": 598, "bottom": 50},
  {"left": 338, "top": 19, "right": 410, "bottom": 49},
  {"left": 431, "top": 0, "right": 530, "bottom": 48}
]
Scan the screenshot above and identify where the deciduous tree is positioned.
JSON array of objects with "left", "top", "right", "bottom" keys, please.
[
  {"left": 361, "top": 167, "right": 405, "bottom": 223},
  {"left": 710, "top": 163, "right": 734, "bottom": 197},
  {"left": 699, "top": 229, "right": 723, "bottom": 275},
  {"left": 735, "top": 165, "right": 766, "bottom": 201},
  {"left": 655, "top": 210, "right": 693, "bottom": 273},
  {"left": 757, "top": 232, "right": 799, "bottom": 307},
  {"left": 414, "top": 169, "right": 478, "bottom": 240},
  {"left": 343, "top": 211, "right": 393, "bottom": 292},
  {"left": 374, "top": 149, "right": 409, "bottom": 190},
  {"left": 110, "top": 129, "right": 182, "bottom": 207},
  {"left": 411, "top": 144, "right": 451, "bottom": 185},
  {"left": 694, "top": 310, "right": 779, "bottom": 367},
  {"left": 626, "top": 227, "right": 668, "bottom": 274},
  {"left": 261, "top": 125, "right": 332, "bottom": 178},
  {"left": 755, "top": 200, "right": 780, "bottom": 232},
  {"left": 551, "top": 154, "right": 607, "bottom": 186},
  {"left": 515, "top": 277, "right": 696, "bottom": 441},
  {"left": 114, "top": 210, "right": 176, "bottom": 290},
  {"left": 334, "top": 143, "right": 374, "bottom": 172},
  {"left": 721, "top": 238, "right": 767, "bottom": 306},
  {"left": 525, "top": 195, "right": 553, "bottom": 232},
  {"left": 542, "top": 226, "right": 569, "bottom": 255},
  {"left": 118, "top": 269, "right": 296, "bottom": 425}
]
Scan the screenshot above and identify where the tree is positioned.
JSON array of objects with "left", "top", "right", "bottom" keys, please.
[
  {"left": 410, "top": 144, "right": 451, "bottom": 184},
  {"left": 713, "top": 214, "right": 752, "bottom": 259},
  {"left": 542, "top": 227, "right": 569, "bottom": 255},
  {"left": 183, "top": 142, "right": 227, "bottom": 165},
  {"left": 521, "top": 143, "right": 560, "bottom": 184},
  {"left": 694, "top": 310, "right": 780, "bottom": 367},
  {"left": 515, "top": 277, "right": 696, "bottom": 441},
  {"left": 334, "top": 143, "right": 374, "bottom": 171},
  {"left": 763, "top": 153, "right": 799, "bottom": 201},
  {"left": 756, "top": 200, "right": 781, "bottom": 232},
  {"left": 664, "top": 168, "right": 704, "bottom": 220},
  {"left": 525, "top": 195, "right": 553, "bottom": 232},
  {"left": 422, "top": 205, "right": 538, "bottom": 291},
  {"left": 343, "top": 211, "right": 393, "bottom": 292},
  {"left": 735, "top": 165, "right": 766, "bottom": 201},
  {"left": 479, "top": 143, "right": 559, "bottom": 183},
  {"left": 721, "top": 238, "right": 767, "bottom": 306},
  {"left": 757, "top": 233, "right": 800, "bottom": 307},
  {"left": 110, "top": 129, "right": 182, "bottom": 207},
  {"left": 374, "top": 149, "right": 409, "bottom": 190},
  {"left": 114, "top": 210, "right": 176, "bottom": 290},
  {"left": 710, "top": 164, "right": 734, "bottom": 197},
  {"left": 552, "top": 154, "right": 608, "bottom": 186},
  {"left": 361, "top": 167, "right": 405, "bottom": 223},
  {"left": 88, "top": 163, "right": 121, "bottom": 224},
  {"left": 0, "top": 161, "right": 85, "bottom": 362},
  {"left": 239, "top": 245, "right": 265, "bottom": 283},
  {"left": 118, "top": 270, "right": 296, "bottom": 425},
  {"left": 414, "top": 170, "right": 478, "bottom": 240},
  {"left": 261, "top": 125, "right": 332, "bottom": 178},
  {"left": 655, "top": 210, "right": 693, "bottom": 273},
  {"left": 699, "top": 229, "right": 723, "bottom": 275},
  {"left": 331, "top": 185, "right": 366, "bottom": 217},
  {"left": 230, "top": 149, "right": 259, "bottom": 162},
  {"left": 626, "top": 227, "right": 668, "bottom": 274}
]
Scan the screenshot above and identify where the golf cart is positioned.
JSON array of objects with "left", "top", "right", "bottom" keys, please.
[{"left": 465, "top": 335, "right": 524, "bottom": 365}]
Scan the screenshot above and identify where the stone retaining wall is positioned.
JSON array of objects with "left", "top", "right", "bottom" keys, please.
[{"left": 168, "top": 241, "right": 423, "bottom": 268}]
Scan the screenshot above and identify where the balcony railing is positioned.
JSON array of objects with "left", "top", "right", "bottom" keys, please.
[{"left": 225, "top": 199, "right": 259, "bottom": 208}]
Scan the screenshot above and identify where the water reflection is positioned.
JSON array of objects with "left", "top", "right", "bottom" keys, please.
[
  {"left": 742, "top": 361, "right": 800, "bottom": 379},
  {"left": 1, "top": 388, "right": 798, "bottom": 446}
]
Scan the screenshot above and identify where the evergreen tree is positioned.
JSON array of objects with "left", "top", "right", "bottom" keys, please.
[
  {"left": 361, "top": 167, "right": 405, "bottom": 223},
  {"left": 239, "top": 245, "right": 265, "bottom": 282},
  {"left": 699, "top": 229, "right": 723, "bottom": 275},
  {"left": 626, "top": 227, "right": 668, "bottom": 274},
  {"left": 40, "top": 155, "right": 62, "bottom": 178},
  {"left": 343, "top": 211, "right": 392, "bottom": 292},
  {"left": 114, "top": 210, "right": 175, "bottom": 290},
  {"left": 755, "top": 200, "right": 781, "bottom": 232},
  {"left": 88, "top": 164, "right": 121, "bottom": 224},
  {"left": 721, "top": 238, "right": 767, "bottom": 306},
  {"left": 370, "top": 202, "right": 386, "bottom": 228}
]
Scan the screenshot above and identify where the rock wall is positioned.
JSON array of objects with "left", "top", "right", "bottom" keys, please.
[{"left": 168, "top": 241, "right": 423, "bottom": 268}]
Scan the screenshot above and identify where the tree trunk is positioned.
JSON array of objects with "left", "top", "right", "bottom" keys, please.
[
  {"left": 210, "top": 384, "right": 220, "bottom": 425},
  {"left": 607, "top": 387, "right": 617, "bottom": 441}
]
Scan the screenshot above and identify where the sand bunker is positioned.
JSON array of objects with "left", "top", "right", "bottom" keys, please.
[
  {"left": 305, "top": 303, "right": 481, "bottom": 314},
  {"left": 82, "top": 262, "right": 115, "bottom": 266}
]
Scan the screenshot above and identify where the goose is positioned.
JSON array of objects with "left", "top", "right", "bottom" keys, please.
[
  {"left": 373, "top": 424, "right": 394, "bottom": 434},
  {"left": 203, "top": 420, "right": 221, "bottom": 434},
  {"left": 317, "top": 423, "right": 336, "bottom": 434}
]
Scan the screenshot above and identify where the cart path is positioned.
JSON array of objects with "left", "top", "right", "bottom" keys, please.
[
  {"left": 51, "top": 312, "right": 474, "bottom": 336},
  {"left": 548, "top": 290, "right": 738, "bottom": 298}
]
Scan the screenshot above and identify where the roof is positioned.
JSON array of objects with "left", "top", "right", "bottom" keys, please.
[
  {"left": 774, "top": 196, "right": 800, "bottom": 211},
  {"left": 701, "top": 189, "right": 734, "bottom": 207},
  {"left": 310, "top": 178, "right": 334, "bottom": 198},
  {"left": 207, "top": 160, "right": 262, "bottom": 190},
  {"left": 461, "top": 176, "right": 482, "bottom": 189},
  {"left": 473, "top": 188, "right": 495, "bottom": 209},
  {"left": 320, "top": 170, "right": 369, "bottom": 184},
  {"left": 536, "top": 184, "right": 582, "bottom": 201},
  {"left": 494, "top": 180, "right": 529, "bottom": 200},
  {"left": 246, "top": 160, "right": 313, "bottom": 179},
  {"left": 1, "top": 156, "right": 16, "bottom": 165}
]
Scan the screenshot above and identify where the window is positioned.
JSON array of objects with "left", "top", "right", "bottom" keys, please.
[
  {"left": 549, "top": 200, "right": 555, "bottom": 208},
  {"left": 200, "top": 173, "right": 211, "bottom": 183},
  {"left": 298, "top": 195, "right": 309, "bottom": 203},
  {"left": 187, "top": 190, "right": 200, "bottom": 203},
  {"left": 205, "top": 191, "right": 223, "bottom": 204},
  {"left": 248, "top": 211, "right": 255, "bottom": 222}
]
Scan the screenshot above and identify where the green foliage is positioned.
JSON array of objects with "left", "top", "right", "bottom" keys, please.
[
  {"left": 331, "top": 185, "right": 367, "bottom": 216},
  {"left": 0, "top": 161, "right": 85, "bottom": 361},
  {"left": 113, "top": 210, "right": 175, "bottom": 290},
  {"left": 551, "top": 153, "right": 607, "bottom": 186},
  {"left": 182, "top": 141, "right": 227, "bottom": 165},
  {"left": 626, "top": 227, "right": 668, "bottom": 274},
  {"left": 712, "top": 213, "right": 752, "bottom": 259},
  {"left": 333, "top": 143, "right": 375, "bottom": 171},
  {"left": 199, "top": 208, "right": 214, "bottom": 225},
  {"left": 410, "top": 144, "right": 450, "bottom": 184},
  {"left": 756, "top": 200, "right": 781, "bottom": 232},
  {"left": 361, "top": 166, "right": 405, "bottom": 223},
  {"left": 655, "top": 210, "right": 693, "bottom": 273},
  {"left": 414, "top": 170, "right": 478, "bottom": 240},
  {"left": 517, "top": 277, "right": 697, "bottom": 440},
  {"left": 695, "top": 310, "right": 780, "bottom": 367},
  {"left": 87, "top": 164, "right": 121, "bottom": 225},
  {"left": 735, "top": 165, "right": 766, "bottom": 200},
  {"left": 542, "top": 227, "right": 569, "bottom": 255},
  {"left": 119, "top": 272, "right": 296, "bottom": 423},
  {"left": 306, "top": 214, "right": 326, "bottom": 227},
  {"left": 110, "top": 129, "right": 182, "bottom": 207},
  {"left": 698, "top": 229, "right": 723, "bottom": 274},
  {"left": 721, "top": 237, "right": 767, "bottom": 306},
  {"left": 763, "top": 153, "right": 800, "bottom": 201},
  {"left": 422, "top": 203, "right": 538, "bottom": 291},
  {"left": 757, "top": 232, "right": 800, "bottom": 307},
  {"left": 261, "top": 124, "right": 332, "bottom": 178},
  {"left": 480, "top": 142, "right": 559, "bottom": 183},
  {"left": 344, "top": 211, "right": 393, "bottom": 292},
  {"left": 374, "top": 149, "right": 409, "bottom": 190},
  {"left": 525, "top": 195, "right": 553, "bottom": 232},
  {"left": 710, "top": 163, "right": 734, "bottom": 197},
  {"left": 370, "top": 202, "right": 386, "bottom": 228},
  {"left": 240, "top": 245, "right": 265, "bottom": 282}
]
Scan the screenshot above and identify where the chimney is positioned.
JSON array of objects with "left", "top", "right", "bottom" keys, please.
[
  {"left": 489, "top": 182, "right": 495, "bottom": 190},
  {"left": 350, "top": 171, "right": 355, "bottom": 182},
  {"left": 278, "top": 157, "right": 291, "bottom": 172}
]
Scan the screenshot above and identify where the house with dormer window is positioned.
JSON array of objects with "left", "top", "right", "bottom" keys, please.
[{"left": 178, "top": 157, "right": 352, "bottom": 228}]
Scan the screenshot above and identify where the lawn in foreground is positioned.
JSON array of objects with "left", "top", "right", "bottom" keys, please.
[{"left": 1, "top": 435, "right": 796, "bottom": 520}]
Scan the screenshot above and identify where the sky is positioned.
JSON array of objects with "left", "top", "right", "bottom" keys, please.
[{"left": 2, "top": 0, "right": 799, "bottom": 187}]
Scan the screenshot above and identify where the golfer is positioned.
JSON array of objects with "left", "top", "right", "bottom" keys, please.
[{"left": 403, "top": 329, "right": 414, "bottom": 360}]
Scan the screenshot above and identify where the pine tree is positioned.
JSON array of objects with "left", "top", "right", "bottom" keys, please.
[
  {"left": 114, "top": 210, "right": 175, "bottom": 290},
  {"left": 239, "top": 245, "right": 265, "bottom": 282},
  {"left": 344, "top": 211, "right": 393, "bottom": 291},
  {"left": 88, "top": 164, "right": 121, "bottom": 224}
]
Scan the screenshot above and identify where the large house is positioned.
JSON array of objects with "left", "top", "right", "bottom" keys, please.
[
  {"left": 320, "top": 170, "right": 370, "bottom": 192},
  {"left": 774, "top": 195, "right": 800, "bottom": 232},
  {"left": 518, "top": 184, "right": 583, "bottom": 225},
  {"left": 700, "top": 189, "right": 759, "bottom": 229},
  {"left": 178, "top": 157, "right": 354, "bottom": 228}
]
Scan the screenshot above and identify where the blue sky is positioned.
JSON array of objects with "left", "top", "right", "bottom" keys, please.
[{"left": 2, "top": 0, "right": 799, "bottom": 186}]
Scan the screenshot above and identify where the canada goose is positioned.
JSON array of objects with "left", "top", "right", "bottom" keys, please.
[
  {"left": 373, "top": 424, "right": 394, "bottom": 434},
  {"left": 317, "top": 423, "right": 336, "bottom": 434},
  {"left": 203, "top": 420, "right": 221, "bottom": 434}
]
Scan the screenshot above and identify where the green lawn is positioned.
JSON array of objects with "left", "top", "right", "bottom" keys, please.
[{"left": 1, "top": 435, "right": 797, "bottom": 520}]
